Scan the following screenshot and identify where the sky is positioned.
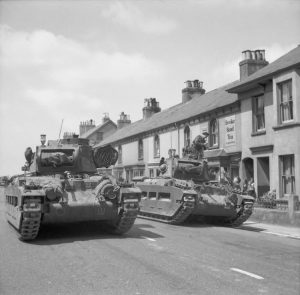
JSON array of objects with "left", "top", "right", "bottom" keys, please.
[{"left": 0, "top": 0, "right": 299, "bottom": 176}]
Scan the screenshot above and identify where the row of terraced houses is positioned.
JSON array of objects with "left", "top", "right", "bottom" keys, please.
[{"left": 66, "top": 46, "right": 300, "bottom": 200}]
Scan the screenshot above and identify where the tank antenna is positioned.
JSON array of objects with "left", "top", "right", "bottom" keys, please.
[{"left": 58, "top": 119, "right": 64, "bottom": 140}]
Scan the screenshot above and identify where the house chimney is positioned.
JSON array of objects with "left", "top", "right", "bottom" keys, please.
[
  {"left": 117, "top": 112, "right": 131, "bottom": 129},
  {"left": 239, "top": 49, "right": 268, "bottom": 80},
  {"left": 63, "top": 132, "right": 77, "bottom": 139},
  {"left": 102, "top": 113, "right": 110, "bottom": 124},
  {"left": 79, "top": 119, "right": 95, "bottom": 136},
  {"left": 143, "top": 98, "right": 161, "bottom": 119},
  {"left": 182, "top": 80, "right": 205, "bottom": 103}
]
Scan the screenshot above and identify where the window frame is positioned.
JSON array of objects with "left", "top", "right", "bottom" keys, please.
[
  {"left": 277, "top": 79, "right": 293, "bottom": 124},
  {"left": 184, "top": 125, "right": 191, "bottom": 147},
  {"left": 209, "top": 119, "right": 219, "bottom": 148},
  {"left": 153, "top": 134, "right": 160, "bottom": 158},
  {"left": 279, "top": 154, "right": 295, "bottom": 197},
  {"left": 138, "top": 139, "right": 144, "bottom": 160},
  {"left": 252, "top": 94, "right": 265, "bottom": 133},
  {"left": 117, "top": 145, "right": 122, "bottom": 164},
  {"left": 96, "top": 131, "right": 103, "bottom": 142}
]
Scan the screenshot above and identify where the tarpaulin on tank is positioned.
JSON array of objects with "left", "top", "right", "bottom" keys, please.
[{"left": 93, "top": 145, "right": 118, "bottom": 168}]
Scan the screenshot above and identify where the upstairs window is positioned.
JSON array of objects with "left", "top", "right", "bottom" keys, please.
[
  {"left": 278, "top": 79, "right": 293, "bottom": 123},
  {"left": 138, "top": 139, "right": 144, "bottom": 160},
  {"left": 209, "top": 119, "right": 219, "bottom": 147},
  {"left": 154, "top": 134, "right": 160, "bottom": 158},
  {"left": 253, "top": 95, "right": 265, "bottom": 132},
  {"left": 184, "top": 125, "right": 191, "bottom": 147},
  {"left": 118, "top": 146, "right": 122, "bottom": 164}
]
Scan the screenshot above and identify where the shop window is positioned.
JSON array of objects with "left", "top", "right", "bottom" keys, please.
[
  {"left": 280, "top": 155, "right": 295, "bottom": 196},
  {"left": 138, "top": 139, "right": 144, "bottom": 160},
  {"left": 184, "top": 125, "right": 191, "bottom": 147},
  {"left": 118, "top": 146, "right": 122, "bottom": 164},
  {"left": 252, "top": 95, "right": 265, "bottom": 132},
  {"left": 154, "top": 134, "right": 160, "bottom": 158},
  {"left": 277, "top": 79, "right": 293, "bottom": 123},
  {"left": 209, "top": 119, "right": 219, "bottom": 148},
  {"left": 133, "top": 169, "right": 144, "bottom": 178}
]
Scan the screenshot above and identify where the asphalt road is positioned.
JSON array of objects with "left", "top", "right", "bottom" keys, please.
[{"left": 0, "top": 189, "right": 299, "bottom": 295}]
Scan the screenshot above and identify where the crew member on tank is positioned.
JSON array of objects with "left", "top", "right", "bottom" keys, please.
[{"left": 157, "top": 157, "right": 167, "bottom": 176}]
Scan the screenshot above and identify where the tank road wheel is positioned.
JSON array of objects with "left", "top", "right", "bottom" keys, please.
[{"left": 19, "top": 213, "right": 42, "bottom": 241}]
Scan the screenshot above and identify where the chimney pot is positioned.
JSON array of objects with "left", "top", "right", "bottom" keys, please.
[
  {"left": 143, "top": 98, "right": 161, "bottom": 119},
  {"left": 239, "top": 49, "right": 269, "bottom": 80},
  {"left": 182, "top": 80, "right": 205, "bottom": 103}
]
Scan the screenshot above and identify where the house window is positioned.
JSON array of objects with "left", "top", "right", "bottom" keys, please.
[
  {"left": 209, "top": 119, "right": 219, "bottom": 147},
  {"left": 154, "top": 134, "right": 160, "bottom": 158},
  {"left": 138, "top": 139, "right": 143, "bottom": 160},
  {"left": 253, "top": 95, "right": 265, "bottom": 132},
  {"left": 96, "top": 132, "right": 103, "bottom": 141},
  {"left": 278, "top": 79, "right": 293, "bottom": 123},
  {"left": 184, "top": 125, "right": 190, "bottom": 147},
  {"left": 149, "top": 169, "right": 154, "bottom": 178},
  {"left": 133, "top": 169, "right": 145, "bottom": 177},
  {"left": 280, "top": 155, "right": 295, "bottom": 196},
  {"left": 118, "top": 146, "right": 122, "bottom": 164}
]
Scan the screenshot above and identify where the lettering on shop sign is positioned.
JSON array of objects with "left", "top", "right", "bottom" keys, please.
[{"left": 225, "top": 115, "right": 236, "bottom": 146}]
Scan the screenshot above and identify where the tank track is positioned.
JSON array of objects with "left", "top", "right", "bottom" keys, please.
[
  {"left": 110, "top": 208, "right": 139, "bottom": 234},
  {"left": 139, "top": 200, "right": 195, "bottom": 225},
  {"left": 223, "top": 202, "right": 254, "bottom": 227},
  {"left": 19, "top": 213, "right": 42, "bottom": 241}
]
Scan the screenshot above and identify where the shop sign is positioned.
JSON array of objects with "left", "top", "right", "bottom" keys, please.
[{"left": 225, "top": 115, "right": 236, "bottom": 146}]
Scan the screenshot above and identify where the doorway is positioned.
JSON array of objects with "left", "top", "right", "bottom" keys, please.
[
  {"left": 242, "top": 157, "right": 254, "bottom": 180},
  {"left": 257, "top": 157, "right": 270, "bottom": 197}
]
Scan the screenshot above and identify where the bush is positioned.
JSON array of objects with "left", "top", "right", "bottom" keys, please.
[{"left": 257, "top": 190, "right": 277, "bottom": 209}]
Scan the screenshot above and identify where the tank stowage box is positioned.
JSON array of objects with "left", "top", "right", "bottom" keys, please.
[{"left": 5, "top": 136, "right": 141, "bottom": 241}]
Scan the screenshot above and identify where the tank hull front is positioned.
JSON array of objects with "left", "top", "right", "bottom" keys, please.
[{"left": 42, "top": 200, "right": 118, "bottom": 223}]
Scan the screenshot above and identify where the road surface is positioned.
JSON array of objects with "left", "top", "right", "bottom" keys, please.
[{"left": 0, "top": 189, "right": 299, "bottom": 295}]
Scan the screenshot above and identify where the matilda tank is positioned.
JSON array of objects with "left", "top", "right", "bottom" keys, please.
[
  {"left": 135, "top": 135, "right": 255, "bottom": 226},
  {"left": 5, "top": 135, "right": 141, "bottom": 241}
]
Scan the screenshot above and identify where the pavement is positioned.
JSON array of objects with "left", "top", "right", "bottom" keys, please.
[{"left": 239, "top": 220, "right": 300, "bottom": 240}]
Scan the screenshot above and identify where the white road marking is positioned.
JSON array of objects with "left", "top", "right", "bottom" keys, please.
[
  {"left": 230, "top": 268, "right": 264, "bottom": 280},
  {"left": 142, "top": 236, "right": 156, "bottom": 242},
  {"left": 264, "top": 231, "right": 300, "bottom": 239}
]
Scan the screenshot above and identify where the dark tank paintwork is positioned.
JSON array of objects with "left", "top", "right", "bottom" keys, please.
[
  {"left": 5, "top": 135, "right": 141, "bottom": 241},
  {"left": 135, "top": 135, "right": 255, "bottom": 226}
]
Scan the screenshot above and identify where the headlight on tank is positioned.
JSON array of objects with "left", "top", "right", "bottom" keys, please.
[
  {"left": 122, "top": 193, "right": 140, "bottom": 209},
  {"left": 23, "top": 197, "right": 41, "bottom": 211},
  {"left": 183, "top": 194, "right": 196, "bottom": 202}
]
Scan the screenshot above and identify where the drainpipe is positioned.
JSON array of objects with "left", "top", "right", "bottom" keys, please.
[{"left": 175, "top": 123, "right": 180, "bottom": 157}]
